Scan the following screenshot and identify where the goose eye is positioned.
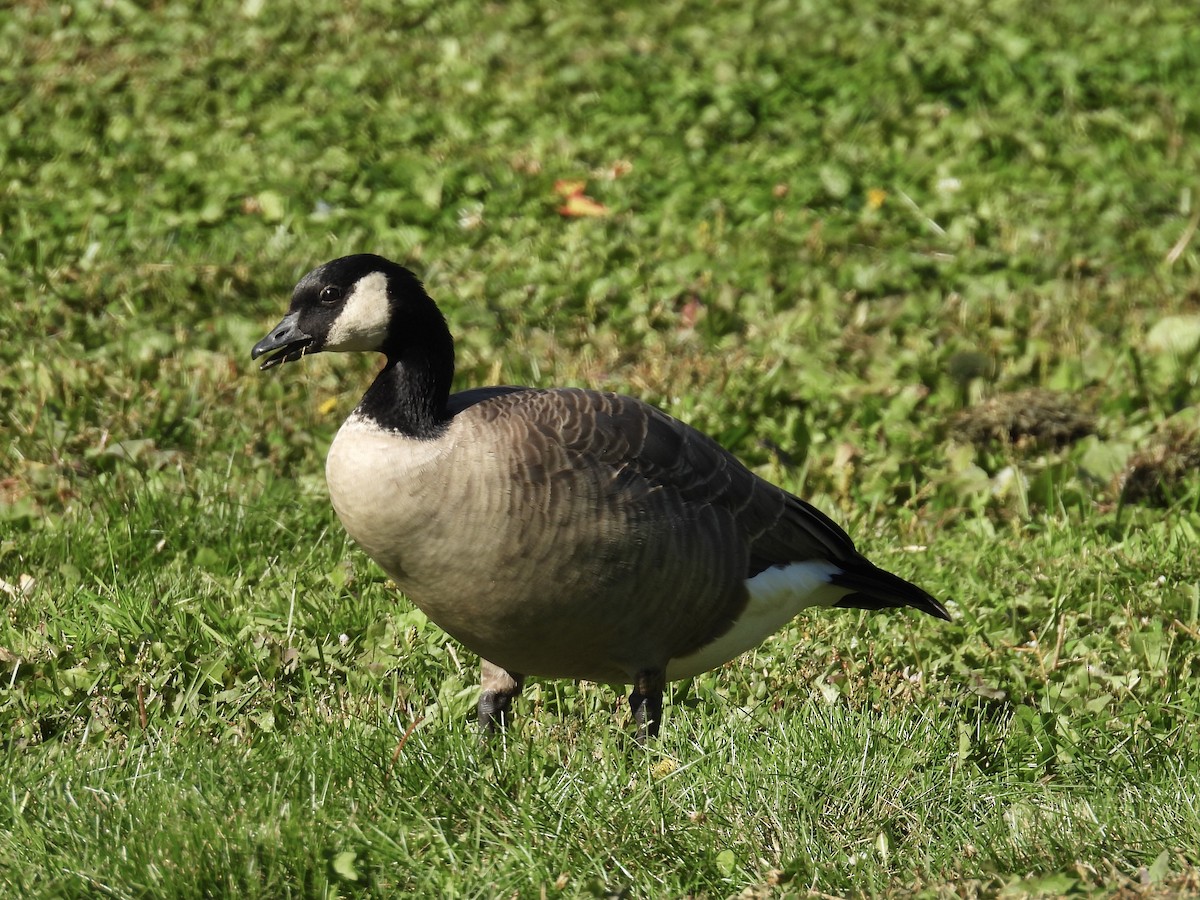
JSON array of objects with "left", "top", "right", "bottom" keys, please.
[{"left": 319, "top": 285, "right": 342, "bottom": 304}]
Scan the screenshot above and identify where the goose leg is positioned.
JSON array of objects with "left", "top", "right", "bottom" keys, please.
[
  {"left": 628, "top": 669, "right": 665, "bottom": 741},
  {"left": 478, "top": 659, "right": 524, "bottom": 734}
]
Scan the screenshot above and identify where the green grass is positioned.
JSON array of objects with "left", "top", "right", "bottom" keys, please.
[{"left": 3, "top": 0, "right": 1200, "bottom": 895}]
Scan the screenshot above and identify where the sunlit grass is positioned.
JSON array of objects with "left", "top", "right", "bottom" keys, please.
[{"left": 3, "top": 0, "right": 1200, "bottom": 895}]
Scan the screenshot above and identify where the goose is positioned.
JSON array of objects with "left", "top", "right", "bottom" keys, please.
[{"left": 252, "top": 254, "right": 949, "bottom": 739}]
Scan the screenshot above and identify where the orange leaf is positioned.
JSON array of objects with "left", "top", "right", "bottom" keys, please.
[{"left": 559, "top": 194, "right": 609, "bottom": 218}]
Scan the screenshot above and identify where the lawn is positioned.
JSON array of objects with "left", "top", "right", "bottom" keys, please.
[{"left": 3, "top": 0, "right": 1200, "bottom": 896}]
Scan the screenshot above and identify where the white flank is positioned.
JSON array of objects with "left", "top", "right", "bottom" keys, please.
[
  {"left": 666, "top": 559, "right": 847, "bottom": 679},
  {"left": 324, "top": 270, "right": 391, "bottom": 351}
]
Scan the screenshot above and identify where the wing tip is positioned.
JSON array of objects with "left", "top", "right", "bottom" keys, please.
[{"left": 830, "top": 561, "right": 952, "bottom": 621}]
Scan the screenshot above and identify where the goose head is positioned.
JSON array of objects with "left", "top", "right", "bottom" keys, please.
[
  {"left": 252, "top": 254, "right": 456, "bottom": 435},
  {"left": 252, "top": 254, "right": 449, "bottom": 368}
]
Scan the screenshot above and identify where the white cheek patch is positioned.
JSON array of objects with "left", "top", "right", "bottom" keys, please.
[
  {"left": 325, "top": 270, "right": 391, "bottom": 351},
  {"left": 666, "top": 559, "right": 847, "bottom": 680}
]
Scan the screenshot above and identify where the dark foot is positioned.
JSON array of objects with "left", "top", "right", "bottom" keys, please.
[
  {"left": 628, "top": 669, "right": 665, "bottom": 742},
  {"left": 478, "top": 660, "right": 524, "bottom": 735},
  {"left": 478, "top": 690, "right": 516, "bottom": 733}
]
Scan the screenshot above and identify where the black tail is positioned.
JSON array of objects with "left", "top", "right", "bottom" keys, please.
[{"left": 830, "top": 556, "right": 950, "bottom": 621}]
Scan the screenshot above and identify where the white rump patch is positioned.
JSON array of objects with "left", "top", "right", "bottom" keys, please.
[
  {"left": 666, "top": 559, "right": 847, "bottom": 679},
  {"left": 325, "top": 270, "right": 391, "bottom": 352}
]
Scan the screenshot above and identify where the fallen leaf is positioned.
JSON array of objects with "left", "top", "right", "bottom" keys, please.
[
  {"left": 559, "top": 194, "right": 609, "bottom": 218},
  {"left": 554, "top": 179, "right": 609, "bottom": 217}
]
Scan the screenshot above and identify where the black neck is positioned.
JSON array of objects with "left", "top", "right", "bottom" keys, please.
[{"left": 356, "top": 317, "right": 455, "bottom": 438}]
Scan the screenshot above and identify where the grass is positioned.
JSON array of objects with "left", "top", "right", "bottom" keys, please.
[{"left": 3, "top": 0, "right": 1200, "bottom": 895}]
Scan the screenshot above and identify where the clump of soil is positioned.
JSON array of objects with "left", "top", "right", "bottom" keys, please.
[
  {"left": 1115, "top": 423, "right": 1200, "bottom": 506},
  {"left": 950, "top": 389, "right": 1095, "bottom": 450}
]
